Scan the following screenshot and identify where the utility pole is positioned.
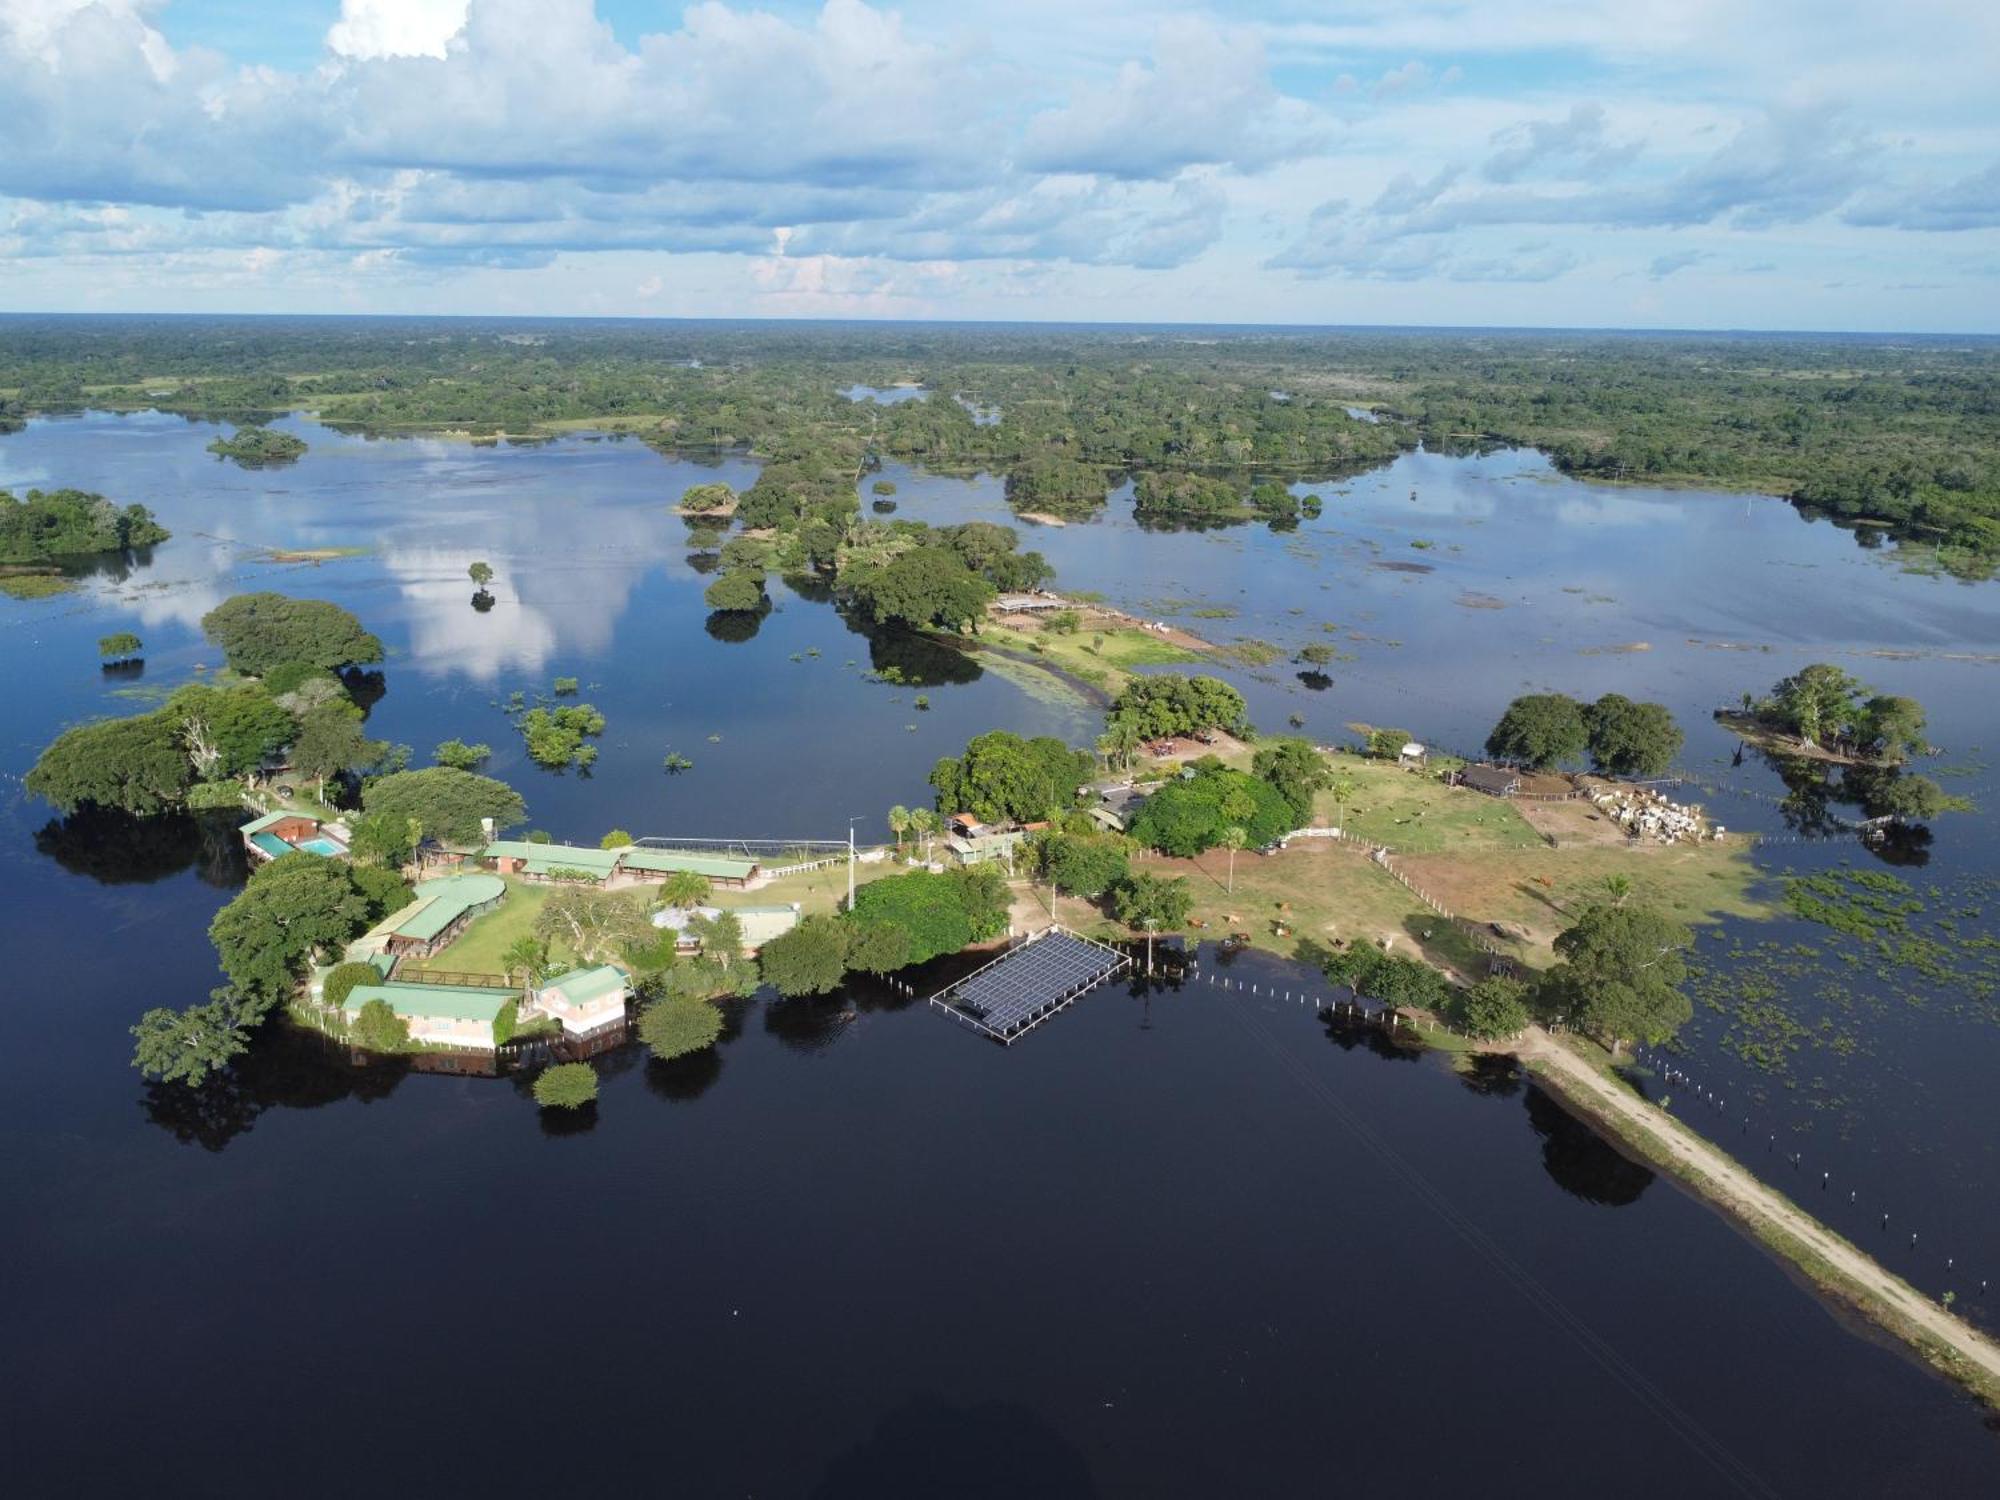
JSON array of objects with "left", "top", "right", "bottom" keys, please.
[{"left": 848, "top": 821, "right": 857, "bottom": 911}]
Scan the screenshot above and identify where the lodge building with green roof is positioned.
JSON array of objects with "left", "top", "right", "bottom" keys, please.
[{"left": 479, "top": 840, "right": 758, "bottom": 888}]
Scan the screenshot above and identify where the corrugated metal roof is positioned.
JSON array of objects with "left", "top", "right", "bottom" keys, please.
[
  {"left": 483, "top": 840, "right": 621, "bottom": 870},
  {"left": 392, "top": 873, "right": 506, "bottom": 941},
  {"left": 615, "top": 847, "right": 757, "bottom": 879},
  {"left": 521, "top": 859, "right": 610, "bottom": 881},
  {"left": 545, "top": 966, "right": 628, "bottom": 1006},
  {"left": 342, "top": 981, "right": 514, "bottom": 1022}
]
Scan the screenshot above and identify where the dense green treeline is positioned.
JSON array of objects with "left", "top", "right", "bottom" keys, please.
[
  {"left": 0, "top": 487, "right": 169, "bottom": 561},
  {"left": 2, "top": 318, "right": 1995, "bottom": 571}
]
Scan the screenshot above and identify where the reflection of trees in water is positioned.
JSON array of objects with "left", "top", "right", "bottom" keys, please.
[
  {"left": 686, "top": 550, "right": 722, "bottom": 575},
  {"left": 1456, "top": 1054, "right": 1525, "bottom": 1097},
  {"left": 845, "top": 617, "right": 983, "bottom": 687},
  {"left": 36, "top": 807, "right": 247, "bottom": 888},
  {"left": 812, "top": 1396, "right": 1095, "bottom": 1500},
  {"left": 783, "top": 572, "right": 836, "bottom": 606},
  {"left": 52, "top": 544, "right": 159, "bottom": 586},
  {"left": 538, "top": 1103, "right": 598, "bottom": 1137},
  {"left": 1296, "top": 670, "right": 1332, "bottom": 692},
  {"left": 141, "top": 1025, "right": 409, "bottom": 1152},
  {"left": 1319, "top": 1011, "right": 1423, "bottom": 1062},
  {"left": 341, "top": 667, "right": 388, "bottom": 715},
  {"left": 646, "top": 1049, "right": 723, "bottom": 1103},
  {"left": 764, "top": 994, "right": 857, "bottom": 1053},
  {"left": 1524, "top": 1085, "right": 1654, "bottom": 1206},
  {"left": 705, "top": 602, "right": 771, "bottom": 643},
  {"left": 1759, "top": 750, "right": 1935, "bottom": 865},
  {"left": 643, "top": 994, "right": 752, "bottom": 1102}
]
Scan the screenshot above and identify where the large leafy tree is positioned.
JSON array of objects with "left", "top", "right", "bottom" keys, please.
[
  {"left": 208, "top": 854, "right": 379, "bottom": 1011},
  {"left": 1030, "top": 832, "right": 1131, "bottom": 898},
  {"left": 348, "top": 811, "right": 418, "bottom": 868},
  {"left": 1765, "top": 663, "right": 1867, "bottom": 748},
  {"left": 290, "top": 703, "right": 386, "bottom": 800},
  {"left": 199, "top": 593, "right": 383, "bottom": 677},
  {"left": 1583, "top": 694, "right": 1684, "bottom": 778},
  {"left": 638, "top": 995, "right": 725, "bottom": 1060},
  {"left": 1447, "top": 976, "right": 1533, "bottom": 1040},
  {"left": 686, "top": 909, "right": 744, "bottom": 967},
  {"left": 1485, "top": 693, "right": 1589, "bottom": 769},
  {"left": 703, "top": 569, "right": 767, "bottom": 612},
  {"left": 534, "top": 888, "right": 653, "bottom": 965},
  {"left": 1859, "top": 695, "right": 1927, "bottom": 763},
  {"left": 1323, "top": 944, "right": 1451, "bottom": 1011},
  {"left": 847, "top": 545, "right": 995, "bottom": 632},
  {"left": 928, "top": 731, "right": 1092, "bottom": 825},
  {"left": 362, "top": 767, "right": 526, "bottom": 845},
  {"left": 758, "top": 914, "right": 850, "bottom": 997},
  {"left": 533, "top": 1062, "right": 599, "bottom": 1109},
  {"left": 1128, "top": 766, "right": 1294, "bottom": 856},
  {"left": 1538, "top": 904, "right": 1695, "bottom": 1054},
  {"left": 1107, "top": 674, "right": 1247, "bottom": 739},
  {"left": 26, "top": 711, "right": 191, "bottom": 815},
  {"left": 168, "top": 684, "right": 299, "bottom": 781},
  {"left": 1110, "top": 872, "right": 1193, "bottom": 932},
  {"left": 351, "top": 999, "right": 411, "bottom": 1053},
  {"left": 130, "top": 995, "right": 253, "bottom": 1086},
  {"left": 845, "top": 870, "right": 975, "bottom": 968},
  {"left": 1251, "top": 736, "right": 1331, "bottom": 820}
]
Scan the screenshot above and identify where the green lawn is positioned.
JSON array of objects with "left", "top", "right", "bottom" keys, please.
[
  {"left": 1312, "top": 755, "right": 1544, "bottom": 855},
  {"left": 981, "top": 619, "right": 1203, "bottom": 696},
  {"left": 428, "top": 878, "right": 564, "bottom": 974}
]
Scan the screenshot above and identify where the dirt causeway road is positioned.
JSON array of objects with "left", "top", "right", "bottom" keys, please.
[{"left": 1517, "top": 1030, "right": 2000, "bottom": 1392}]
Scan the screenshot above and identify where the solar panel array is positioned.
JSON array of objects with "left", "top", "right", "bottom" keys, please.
[{"left": 939, "top": 930, "right": 1127, "bottom": 1041}]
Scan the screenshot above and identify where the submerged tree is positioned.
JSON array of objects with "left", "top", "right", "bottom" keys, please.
[
  {"left": 98, "top": 631, "right": 143, "bottom": 664},
  {"left": 532, "top": 1062, "right": 599, "bottom": 1110}
]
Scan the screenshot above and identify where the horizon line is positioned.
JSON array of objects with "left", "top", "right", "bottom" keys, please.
[{"left": 0, "top": 310, "right": 1995, "bottom": 341}]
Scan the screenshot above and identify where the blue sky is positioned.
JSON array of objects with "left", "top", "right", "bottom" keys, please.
[{"left": 2, "top": 0, "right": 1995, "bottom": 329}]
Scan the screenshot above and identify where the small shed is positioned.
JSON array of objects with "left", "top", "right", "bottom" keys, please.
[
  {"left": 1398, "top": 742, "right": 1428, "bottom": 768},
  {"left": 1457, "top": 764, "right": 1521, "bottom": 798}
]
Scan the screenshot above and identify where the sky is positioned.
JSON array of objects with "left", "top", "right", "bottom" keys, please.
[{"left": 1, "top": 0, "right": 1995, "bottom": 330}]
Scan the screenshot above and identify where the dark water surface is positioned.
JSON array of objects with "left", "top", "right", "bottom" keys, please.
[{"left": 4, "top": 412, "right": 1999, "bottom": 1495}]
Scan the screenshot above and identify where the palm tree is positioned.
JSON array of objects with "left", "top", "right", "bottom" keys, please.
[
  {"left": 1329, "top": 774, "right": 1357, "bottom": 833},
  {"left": 887, "top": 804, "right": 911, "bottom": 854},
  {"left": 1100, "top": 715, "right": 1141, "bottom": 772},
  {"left": 501, "top": 936, "right": 549, "bottom": 1000},
  {"left": 1604, "top": 873, "right": 1633, "bottom": 908},
  {"left": 1220, "top": 825, "right": 1247, "bottom": 893},
  {"left": 660, "top": 870, "right": 711, "bottom": 911},
  {"left": 1217, "top": 790, "right": 1257, "bottom": 893}
]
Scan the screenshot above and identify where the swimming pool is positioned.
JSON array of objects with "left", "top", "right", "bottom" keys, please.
[{"left": 295, "top": 837, "right": 345, "bottom": 857}]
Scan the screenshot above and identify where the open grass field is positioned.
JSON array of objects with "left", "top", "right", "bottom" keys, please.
[
  {"left": 979, "top": 614, "right": 1204, "bottom": 697},
  {"left": 429, "top": 877, "right": 564, "bottom": 974},
  {"left": 1027, "top": 840, "right": 1492, "bottom": 981},
  {"left": 1399, "top": 838, "right": 1771, "bottom": 959},
  {"left": 747, "top": 858, "right": 903, "bottom": 917},
  {"left": 1311, "top": 754, "right": 1545, "bottom": 854}
]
